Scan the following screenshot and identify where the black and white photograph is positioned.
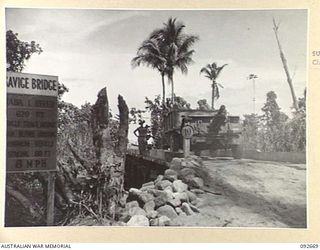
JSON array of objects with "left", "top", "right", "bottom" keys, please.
[{"left": 5, "top": 8, "right": 307, "bottom": 228}]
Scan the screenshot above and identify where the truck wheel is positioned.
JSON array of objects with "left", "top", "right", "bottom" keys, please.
[{"left": 232, "top": 145, "right": 243, "bottom": 159}]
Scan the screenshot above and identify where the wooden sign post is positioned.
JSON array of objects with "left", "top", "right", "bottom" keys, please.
[
  {"left": 46, "top": 171, "right": 55, "bottom": 226},
  {"left": 6, "top": 72, "right": 58, "bottom": 226},
  {"left": 181, "top": 125, "right": 193, "bottom": 157}
]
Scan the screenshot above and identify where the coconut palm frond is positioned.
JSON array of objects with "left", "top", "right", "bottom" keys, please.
[
  {"left": 178, "top": 36, "right": 199, "bottom": 54},
  {"left": 176, "top": 56, "right": 193, "bottom": 67},
  {"left": 216, "top": 64, "right": 228, "bottom": 78},
  {"left": 147, "top": 54, "right": 166, "bottom": 66},
  {"left": 132, "top": 54, "right": 156, "bottom": 68},
  {"left": 217, "top": 83, "right": 224, "bottom": 88},
  {"left": 175, "top": 49, "right": 195, "bottom": 75},
  {"left": 200, "top": 67, "right": 212, "bottom": 78},
  {"left": 167, "top": 44, "right": 178, "bottom": 64},
  {"left": 206, "top": 63, "right": 213, "bottom": 72},
  {"left": 149, "top": 28, "right": 164, "bottom": 40},
  {"left": 138, "top": 40, "right": 161, "bottom": 56},
  {"left": 163, "top": 18, "right": 175, "bottom": 43},
  {"left": 131, "top": 56, "right": 142, "bottom": 68},
  {"left": 132, "top": 51, "right": 165, "bottom": 71},
  {"left": 215, "top": 85, "right": 220, "bottom": 99},
  {"left": 140, "top": 38, "right": 158, "bottom": 49},
  {"left": 179, "top": 49, "right": 195, "bottom": 59},
  {"left": 175, "top": 22, "right": 186, "bottom": 40},
  {"left": 176, "top": 62, "right": 188, "bottom": 74},
  {"left": 163, "top": 17, "right": 186, "bottom": 45},
  {"left": 200, "top": 67, "right": 209, "bottom": 74}
]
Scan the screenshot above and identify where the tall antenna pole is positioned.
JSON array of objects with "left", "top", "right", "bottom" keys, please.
[
  {"left": 248, "top": 74, "right": 258, "bottom": 114},
  {"left": 272, "top": 18, "right": 298, "bottom": 111}
]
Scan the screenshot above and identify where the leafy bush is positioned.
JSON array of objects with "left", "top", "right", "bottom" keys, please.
[{"left": 242, "top": 90, "right": 306, "bottom": 153}]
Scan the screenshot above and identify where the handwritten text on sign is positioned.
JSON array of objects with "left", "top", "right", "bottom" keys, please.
[{"left": 6, "top": 72, "right": 58, "bottom": 172}]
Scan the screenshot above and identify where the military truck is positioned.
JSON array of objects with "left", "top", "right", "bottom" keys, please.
[{"left": 162, "top": 109, "right": 243, "bottom": 158}]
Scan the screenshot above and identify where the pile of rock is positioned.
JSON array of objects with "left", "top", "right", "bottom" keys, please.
[{"left": 120, "top": 155, "right": 206, "bottom": 226}]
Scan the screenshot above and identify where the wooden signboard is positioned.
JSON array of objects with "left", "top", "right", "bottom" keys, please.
[
  {"left": 6, "top": 72, "right": 58, "bottom": 173},
  {"left": 6, "top": 71, "right": 58, "bottom": 225}
]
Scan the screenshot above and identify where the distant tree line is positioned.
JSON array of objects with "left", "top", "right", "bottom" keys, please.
[{"left": 242, "top": 90, "right": 306, "bottom": 153}]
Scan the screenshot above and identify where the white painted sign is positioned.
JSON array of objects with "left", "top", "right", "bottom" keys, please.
[
  {"left": 181, "top": 125, "right": 194, "bottom": 139},
  {"left": 6, "top": 71, "right": 58, "bottom": 173},
  {"left": 7, "top": 72, "right": 58, "bottom": 96}
]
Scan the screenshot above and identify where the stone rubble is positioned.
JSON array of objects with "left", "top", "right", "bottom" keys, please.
[
  {"left": 122, "top": 156, "right": 206, "bottom": 226},
  {"left": 127, "top": 215, "right": 150, "bottom": 227}
]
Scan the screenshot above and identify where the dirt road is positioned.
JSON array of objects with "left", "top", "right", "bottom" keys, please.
[{"left": 173, "top": 158, "right": 307, "bottom": 228}]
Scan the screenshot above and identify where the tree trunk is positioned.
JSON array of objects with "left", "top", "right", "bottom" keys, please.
[
  {"left": 169, "top": 75, "right": 174, "bottom": 105},
  {"left": 211, "top": 82, "right": 215, "bottom": 110},
  {"left": 91, "top": 87, "right": 129, "bottom": 219},
  {"left": 273, "top": 19, "right": 298, "bottom": 111},
  {"left": 161, "top": 73, "right": 166, "bottom": 108},
  {"left": 116, "top": 95, "right": 129, "bottom": 156}
]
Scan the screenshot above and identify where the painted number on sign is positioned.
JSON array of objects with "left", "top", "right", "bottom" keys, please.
[{"left": 181, "top": 125, "right": 194, "bottom": 139}]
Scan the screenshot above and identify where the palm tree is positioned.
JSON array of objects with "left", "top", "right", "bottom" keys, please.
[
  {"left": 152, "top": 18, "right": 199, "bottom": 104},
  {"left": 132, "top": 38, "right": 167, "bottom": 107},
  {"left": 200, "top": 62, "right": 228, "bottom": 109}
]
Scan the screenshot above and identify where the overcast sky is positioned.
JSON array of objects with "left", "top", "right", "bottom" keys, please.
[{"left": 6, "top": 8, "right": 307, "bottom": 140}]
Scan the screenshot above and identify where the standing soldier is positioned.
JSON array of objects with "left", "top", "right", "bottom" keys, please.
[
  {"left": 209, "top": 105, "right": 227, "bottom": 135},
  {"left": 134, "top": 120, "right": 150, "bottom": 156}
]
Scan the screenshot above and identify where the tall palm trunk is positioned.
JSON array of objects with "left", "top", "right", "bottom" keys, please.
[
  {"left": 161, "top": 72, "right": 166, "bottom": 108},
  {"left": 211, "top": 82, "right": 215, "bottom": 110},
  {"left": 168, "top": 74, "right": 174, "bottom": 104},
  {"left": 160, "top": 72, "right": 166, "bottom": 149}
]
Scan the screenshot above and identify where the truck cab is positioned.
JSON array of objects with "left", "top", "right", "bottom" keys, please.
[{"left": 163, "top": 108, "right": 243, "bottom": 158}]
